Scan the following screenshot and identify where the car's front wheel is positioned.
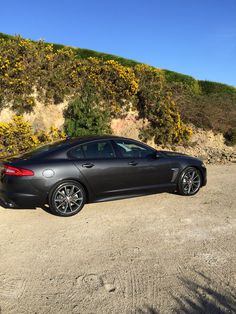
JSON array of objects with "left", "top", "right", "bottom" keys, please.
[
  {"left": 178, "top": 167, "right": 202, "bottom": 196},
  {"left": 49, "top": 181, "right": 86, "bottom": 217}
]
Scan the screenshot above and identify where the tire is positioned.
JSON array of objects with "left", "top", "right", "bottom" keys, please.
[
  {"left": 178, "top": 167, "right": 202, "bottom": 196},
  {"left": 49, "top": 181, "right": 86, "bottom": 217}
]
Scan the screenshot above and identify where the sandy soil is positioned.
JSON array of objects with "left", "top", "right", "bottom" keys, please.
[{"left": 0, "top": 165, "right": 236, "bottom": 314}]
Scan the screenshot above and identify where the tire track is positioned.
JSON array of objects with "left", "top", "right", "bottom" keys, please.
[{"left": 0, "top": 277, "right": 26, "bottom": 299}]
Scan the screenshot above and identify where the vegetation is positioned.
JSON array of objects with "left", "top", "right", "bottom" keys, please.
[
  {"left": 198, "top": 80, "right": 236, "bottom": 95},
  {"left": 72, "top": 57, "right": 138, "bottom": 115},
  {"left": 224, "top": 128, "right": 236, "bottom": 146},
  {"left": 0, "top": 32, "right": 139, "bottom": 68},
  {"left": 0, "top": 36, "right": 138, "bottom": 113},
  {"left": 0, "top": 32, "right": 236, "bottom": 151},
  {"left": 0, "top": 36, "right": 80, "bottom": 110},
  {"left": 64, "top": 95, "right": 111, "bottom": 137},
  {"left": 135, "top": 64, "right": 192, "bottom": 145},
  {"left": 0, "top": 115, "right": 65, "bottom": 157}
]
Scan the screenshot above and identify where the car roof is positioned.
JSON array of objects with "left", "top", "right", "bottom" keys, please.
[
  {"left": 51, "top": 135, "right": 150, "bottom": 155},
  {"left": 65, "top": 135, "right": 133, "bottom": 146}
]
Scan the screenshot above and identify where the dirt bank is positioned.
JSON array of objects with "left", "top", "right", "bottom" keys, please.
[{"left": 0, "top": 165, "right": 236, "bottom": 313}]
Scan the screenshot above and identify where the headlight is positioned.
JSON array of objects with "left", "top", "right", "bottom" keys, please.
[{"left": 201, "top": 162, "right": 206, "bottom": 168}]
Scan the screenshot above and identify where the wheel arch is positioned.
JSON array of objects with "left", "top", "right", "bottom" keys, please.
[
  {"left": 47, "top": 178, "right": 91, "bottom": 204},
  {"left": 190, "top": 165, "right": 204, "bottom": 186},
  {"left": 177, "top": 165, "right": 204, "bottom": 186}
]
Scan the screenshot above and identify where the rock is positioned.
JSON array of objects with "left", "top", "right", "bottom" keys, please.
[{"left": 104, "top": 283, "right": 116, "bottom": 292}]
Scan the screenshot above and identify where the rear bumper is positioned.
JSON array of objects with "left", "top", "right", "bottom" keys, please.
[
  {"left": 0, "top": 173, "right": 48, "bottom": 208},
  {"left": 0, "top": 190, "right": 44, "bottom": 208}
]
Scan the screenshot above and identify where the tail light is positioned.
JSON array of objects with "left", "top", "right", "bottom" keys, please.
[{"left": 2, "top": 165, "right": 34, "bottom": 176}]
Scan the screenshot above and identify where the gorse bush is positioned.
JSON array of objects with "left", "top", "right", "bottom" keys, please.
[
  {"left": 0, "top": 32, "right": 140, "bottom": 68},
  {"left": 0, "top": 36, "right": 82, "bottom": 110},
  {"left": 0, "top": 35, "right": 192, "bottom": 147},
  {"left": 135, "top": 64, "right": 192, "bottom": 145},
  {"left": 2, "top": 34, "right": 235, "bottom": 147},
  {"left": 64, "top": 64, "right": 191, "bottom": 145},
  {"left": 74, "top": 58, "right": 139, "bottom": 115},
  {"left": 0, "top": 115, "right": 38, "bottom": 155},
  {"left": 0, "top": 36, "right": 138, "bottom": 116},
  {"left": 0, "top": 115, "right": 65, "bottom": 157}
]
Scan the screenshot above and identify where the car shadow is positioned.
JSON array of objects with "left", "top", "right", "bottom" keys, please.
[
  {"left": 41, "top": 204, "right": 55, "bottom": 215},
  {"left": 0, "top": 199, "right": 37, "bottom": 210},
  {"left": 0, "top": 200, "right": 70, "bottom": 216}
]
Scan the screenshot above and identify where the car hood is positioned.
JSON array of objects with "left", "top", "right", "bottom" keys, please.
[
  {"left": 161, "top": 150, "right": 202, "bottom": 162},
  {"left": 161, "top": 150, "right": 188, "bottom": 157}
]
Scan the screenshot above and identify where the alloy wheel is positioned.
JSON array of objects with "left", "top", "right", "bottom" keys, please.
[
  {"left": 53, "top": 184, "right": 84, "bottom": 215},
  {"left": 180, "top": 168, "right": 201, "bottom": 195}
]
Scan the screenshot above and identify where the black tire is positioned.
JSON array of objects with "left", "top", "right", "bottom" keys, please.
[
  {"left": 49, "top": 181, "right": 86, "bottom": 217},
  {"left": 178, "top": 167, "right": 202, "bottom": 196}
]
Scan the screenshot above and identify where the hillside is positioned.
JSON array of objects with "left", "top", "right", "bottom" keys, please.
[
  {"left": 1, "top": 32, "right": 235, "bottom": 92},
  {"left": 0, "top": 32, "right": 236, "bottom": 160}
]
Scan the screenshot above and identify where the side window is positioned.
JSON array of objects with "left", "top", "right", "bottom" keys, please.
[
  {"left": 68, "top": 146, "right": 85, "bottom": 159},
  {"left": 114, "top": 140, "right": 155, "bottom": 158},
  {"left": 82, "top": 141, "right": 115, "bottom": 159}
]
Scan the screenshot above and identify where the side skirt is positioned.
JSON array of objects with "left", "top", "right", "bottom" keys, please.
[{"left": 90, "top": 184, "right": 177, "bottom": 203}]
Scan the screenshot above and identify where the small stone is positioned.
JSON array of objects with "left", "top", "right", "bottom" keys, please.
[{"left": 104, "top": 283, "right": 116, "bottom": 292}]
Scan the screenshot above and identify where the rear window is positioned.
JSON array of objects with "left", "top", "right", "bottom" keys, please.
[{"left": 19, "top": 140, "right": 67, "bottom": 158}]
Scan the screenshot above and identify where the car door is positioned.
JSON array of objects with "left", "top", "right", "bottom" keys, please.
[
  {"left": 70, "top": 139, "right": 132, "bottom": 198},
  {"left": 111, "top": 139, "right": 173, "bottom": 192}
]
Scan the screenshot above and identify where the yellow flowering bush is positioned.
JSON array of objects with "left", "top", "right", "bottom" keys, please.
[
  {"left": 0, "top": 35, "right": 191, "bottom": 146},
  {"left": 134, "top": 64, "right": 192, "bottom": 145},
  {"left": 73, "top": 57, "right": 139, "bottom": 115},
  {"left": 64, "top": 58, "right": 139, "bottom": 134},
  {"left": 0, "top": 36, "right": 138, "bottom": 117},
  {"left": 0, "top": 37, "right": 79, "bottom": 110},
  {"left": 0, "top": 115, "right": 65, "bottom": 157}
]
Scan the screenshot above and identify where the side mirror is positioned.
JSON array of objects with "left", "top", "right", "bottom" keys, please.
[{"left": 156, "top": 152, "right": 162, "bottom": 159}]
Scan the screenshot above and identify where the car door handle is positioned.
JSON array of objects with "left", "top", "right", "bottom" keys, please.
[
  {"left": 128, "top": 161, "right": 138, "bottom": 166},
  {"left": 82, "top": 162, "right": 94, "bottom": 168}
]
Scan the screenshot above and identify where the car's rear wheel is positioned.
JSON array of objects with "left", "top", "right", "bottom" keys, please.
[
  {"left": 49, "top": 181, "right": 86, "bottom": 217},
  {"left": 178, "top": 167, "right": 202, "bottom": 196}
]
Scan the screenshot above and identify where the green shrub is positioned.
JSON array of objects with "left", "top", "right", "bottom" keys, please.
[
  {"left": 199, "top": 80, "right": 236, "bottom": 95},
  {"left": 64, "top": 95, "right": 111, "bottom": 137},
  {"left": 164, "top": 70, "right": 201, "bottom": 95}
]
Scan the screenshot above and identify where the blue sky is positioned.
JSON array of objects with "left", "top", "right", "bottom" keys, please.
[{"left": 1, "top": 0, "right": 236, "bottom": 86}]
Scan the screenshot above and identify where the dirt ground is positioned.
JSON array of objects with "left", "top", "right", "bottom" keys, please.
[{"left": 0, "top": 165, "right": 236, "bottom": 314}]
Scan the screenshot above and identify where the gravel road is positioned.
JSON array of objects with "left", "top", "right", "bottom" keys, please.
[{"left": 0, "top": 165, "right": 236, "bottom": 314}]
